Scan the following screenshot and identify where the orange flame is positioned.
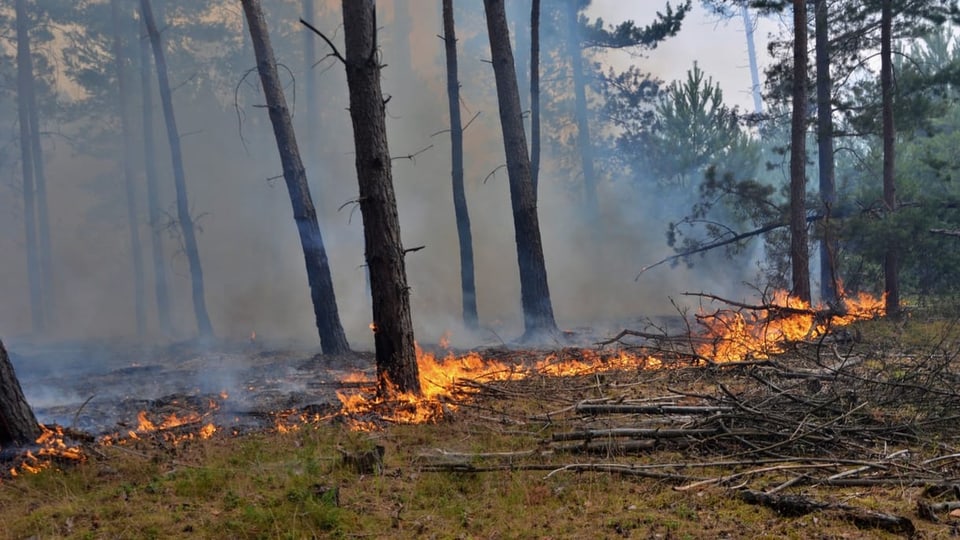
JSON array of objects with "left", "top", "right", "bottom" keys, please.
[
  {"left": 334, "top": 287, "right": 882, "bottom": 430},
  {"left": 696, "top": 287, "right": 884, "bottom": 363}
]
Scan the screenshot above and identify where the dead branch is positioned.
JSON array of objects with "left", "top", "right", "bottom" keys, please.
[
  {"left": 636, "top": 214, "right": 828, "bottom": 279},
  {"left": 391, "top": 144, "right": 433, "bottom": 163},
  {"left": 575, "top": 403, "right": 733, "bottom": 415},
  {"left": 737, "top": 489, "right": 915, "bottom": 536},
  {"left": 917, "top": 499, "right": 960, "bottom": 522},
  {"left": 299, "top": 19, "right": 345, "bottom": 64},
  {"left": 683, "top": 291, "right": 822, "bottom": 317},
  {"left": 930, "top": 228, "right": 960, "bottom": 237},
  {"left": 551, "top": 427, "right": 719, "bottom": 441},
  {"left": 675, "top": 463, "right": 839, "bottom": 491}
]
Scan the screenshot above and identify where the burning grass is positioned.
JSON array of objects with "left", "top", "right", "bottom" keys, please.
[
  {"left": 9, "top": 289, "right": 960, "bottom": 537},
  {"left": 2, "top": 316, "right": 959, "bottom": 539}
]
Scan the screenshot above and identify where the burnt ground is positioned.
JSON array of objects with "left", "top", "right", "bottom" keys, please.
[
  {"left": 7, "top": 317, "right": 685, "bottom": 439},
  {"left": 8, "top": 340, "right": 377, "bottom": 437}
]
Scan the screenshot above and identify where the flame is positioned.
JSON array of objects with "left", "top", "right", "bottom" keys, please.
[
  {"left": 250, "top": 330, "right": 256, "bottom": 342},
  {"left": 369, "top": 322, "right": 377, "bottom": 332},
  {"left": 333, "top": 287, "right": 882, "bottom": 430},
  {"left": 695, "top": 287, "right": 884, "bottom": 363},
  {"left": 5, "top": 425, "right": 86, "bottom": 477}
]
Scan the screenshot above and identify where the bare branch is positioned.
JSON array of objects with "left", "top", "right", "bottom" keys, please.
[{"left": 300, "top": 18, "right": 346, "bottom": 64}]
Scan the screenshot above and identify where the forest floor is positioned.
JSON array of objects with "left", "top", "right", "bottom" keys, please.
[{"left": 2, "top": 316, "right": 960, "bottom": 539}]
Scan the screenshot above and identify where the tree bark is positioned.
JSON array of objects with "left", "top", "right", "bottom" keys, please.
[
  {"left": 442, "top": 0, "right": 479, "bottom": 330},
  {"left": 19, "top": 0, "right": 54, "bottom": 324},
  {"left": 340, "top": 0, "right": 421, "bottom": 395},
  {"left": 530, "top": 0, "right": 541, "bottom": 199},
  {"left": 15, "top": 0, "right": 43, "bottom": 333},
  {"left": 741, "top": 5, "right": 763, "bottom": 116},
  {"left": 789, "top": 0, "right": 811, "bottom": 303},
  {"left": 881, "top": 0, "right": 899, "bottom": 317},
  {"left": 241, "top": 0, "right": 350, "bottom": 355},
  {"left": 565, "top": 0, "right": 599, "bottom": 223},
  {"left": 112, "top": 0, "right": 147, "bottom": 336},
  {"left": 139, "top": 13, "right": 172, "bottom": 336},
  {"left": 0, "top": 340, "right": 42, "bottom": 448},
  {"left": 814, "top": 0, "right": 838, "bottom": 304},
  {"left": 140, "top": 0, "right": 214, "bottom": 339},
  {"left": 483, "top": 0, "right": 558, "bottom": 339}
]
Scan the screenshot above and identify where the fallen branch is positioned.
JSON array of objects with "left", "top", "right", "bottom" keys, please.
[
  {"left": 551, "top": 427, "right": 719, "bottom": 441},
  {"left": 576, "top": 403, "right": 733, "bottom": 415},
  {"left": 737, "top": 489, "right": 915, "bottom": 536}
]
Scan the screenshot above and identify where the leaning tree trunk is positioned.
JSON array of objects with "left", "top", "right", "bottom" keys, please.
[
  {"left": 483, "top": 0, "right": 558, "bottom": 339},
  {"left": 139, "top": 13, "right": 172, "bottom": 336},
  {"left": 0, "top": 340, "right": 42, "bottom": 448},
  {"left": 112, "top": 0, "right": 147, "bottom": 336},
  {"left": 530, "top": 0, "right": 541, "bottom": 199},
  {"left": 814, "top": 0, "right": 838, "bottom": 304},
  {"left": 565, "top": 0, "right": 599, "bottom": 224},
  {"left": 140, "top": 0, "right": 214, "bottom": 338},
  {"left": 15, "top": 0, "right": 43, "bottom": 333},
  {"left": 442, "top": 0, "right": 479, "bottom": 331},
  {"left": 881, "top": 0, "right": 899, "bottom": 317},
  {"left": 339, "top": 0, "right": 421, "bottom": 395},
  {"left": 241, "top": 0, "right": 350, "bottom": 355},
  {"left": 789, "top": 0, "right": 811, "bottom": 303}
]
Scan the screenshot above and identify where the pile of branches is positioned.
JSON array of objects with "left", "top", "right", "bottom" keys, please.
[{"left": 418, "top": 318, "right": 960, "bottom": 535}]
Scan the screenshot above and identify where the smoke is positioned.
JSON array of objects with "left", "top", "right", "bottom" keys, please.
[{"left": 0, "top": 0, "right": 771, "bottom": 355}]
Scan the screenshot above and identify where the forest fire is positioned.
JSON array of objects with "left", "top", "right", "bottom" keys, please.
[
  {"left": 334, "top": 289, "right": 884, "bottom": 429},
  {"left": 695, "top": 288, "right": 885, "bottom": 363},
  {"left": 7, "top": 425, "right": 85, "bottom": 477}
]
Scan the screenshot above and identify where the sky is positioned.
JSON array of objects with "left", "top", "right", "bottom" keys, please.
[{"left": 586, "top": 1, "right": 785, "bottom": 112}]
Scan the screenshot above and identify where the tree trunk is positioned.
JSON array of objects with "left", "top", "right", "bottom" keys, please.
[
  {"left": 742, "top": 4, "right": 763, "bottom": 115},
  {"left": 140, "top": 0, "right": 214, "bottom": 339},
  {"left": 15, "top": 0, "right": 43, "bottom": 333},
  {"left": 814, "top": 0, "right": 837, "bottom": 304},
  {"left": 242, "top": 0, "right": 350, "bottom": 355},
  {"left": 19, "top": 0, "right": 54, "bottom": 325},
  {"left": 340, "top": 0, "right": 421, "bottom": 395},
  {"left": 565, "top": 0, "right": 599, "bottom": 223},
  {"left": 442, "top": 0, "right": 479, "bottom": 331},
  {"left": 881, "top": 0, "right": 899, "bottom": 316},
  {"left": 139, "top": 13, "right": 172, "bottom": 336},
  {"left": 112, "top": 0, "right": 147, "bottom": 336},
  {"left": 0, "top": 340, "right": 42, "bottom": 448},
  {"left": 513, "top": 0, "right": 531, "bottom": 113},
  {"left": 483, "top": 0, "right": 558, "bottom": 339},
  {"left": 530, "top": 0, "right": 541, "bottom": 199},
  {"left": 789, "top": 0, "right": 811, "bottom": 303}
]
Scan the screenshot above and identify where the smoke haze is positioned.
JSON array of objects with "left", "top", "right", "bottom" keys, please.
[{"left": 0, "top": 1, "right": 770, "bottom": 352}]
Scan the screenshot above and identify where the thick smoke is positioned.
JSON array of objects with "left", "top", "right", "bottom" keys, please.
[{"left": 0, "top": 1, "right": 774, "bottom": 353}]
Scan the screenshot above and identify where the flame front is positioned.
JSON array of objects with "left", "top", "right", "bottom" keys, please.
[
  {"left": 696, "top": 287, "right": 884, "bottom": 363},
  {"left": 335, "top": 287, "right": 883, "bottom": 429}
]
